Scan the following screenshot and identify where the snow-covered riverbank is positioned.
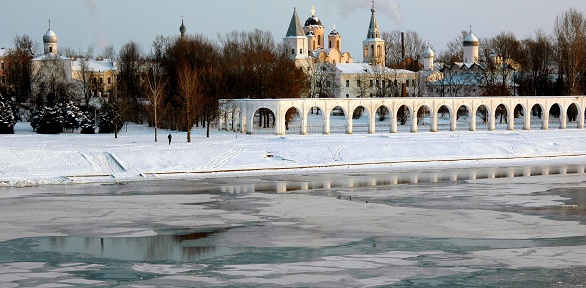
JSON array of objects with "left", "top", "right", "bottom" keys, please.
[{"left": 2, "top": 122, "right": 586, "bottom": 186}]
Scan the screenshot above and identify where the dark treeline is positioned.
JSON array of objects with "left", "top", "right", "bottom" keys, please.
[{"left": 117, "top": 29, "right": 307, "bottom": 141}]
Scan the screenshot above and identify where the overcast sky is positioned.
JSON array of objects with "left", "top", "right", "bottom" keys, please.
[{"left": 2, "top": 0, "right": 586, "bottom": 60}]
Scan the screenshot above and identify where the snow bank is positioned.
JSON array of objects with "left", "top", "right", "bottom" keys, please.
[{"left": 1, "top": 122, "right": 586, "bottom": 186}]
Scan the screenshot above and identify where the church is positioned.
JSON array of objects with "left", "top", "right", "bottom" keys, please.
[
  {"left": 31, "top": 21, "right": 116, "bottom": 99},
  {"left": 284, "top": 3, "right": 418, "bottom": 98}
]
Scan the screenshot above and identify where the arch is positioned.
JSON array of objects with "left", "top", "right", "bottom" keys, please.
[
  {"left": 436, "top": 105, "right": 452, "bottom": 131},
  {"left": 548, "top": 103, "right": 562, "bottom": 129},
  {"left": 494, "top": 103, "right": 510, "bottom": 130},
  {"left": 416, "top": 104, "right": 433, "bottom": 132},
  {"left": 567, "top": 103, "right": 579, "bottom": 129},
  {"left": 475, "top": 104, "right": 490, "bottom": 131},
  {"left": 250, "top": 107, "right": 276, "bottom": 135},
  {"left": 351, "top": 105, "right": 370, "bottom": 134},
  {"left": 530, "top": 103, "right": 544, "bottom": 130},
  {"left": 329, "top": 105, "right": 347, "bottom": 134},
  {"left": 284, "top": 107, "right": 302, "bottom": 135},
  {"left": 396, "top": 104, "right": 412, "bottom": 133},
  {"left": 513, "top": 103, "right": 526, "bottom": 130},
  {"left": 456, "top": 105, "right": 472, "bottom": 131},
  {"left": 374, "top": 105, "right": 392, "bottom": 133},
  {"left": 306, "top": 105, "right": 325, "bottom": 134}
]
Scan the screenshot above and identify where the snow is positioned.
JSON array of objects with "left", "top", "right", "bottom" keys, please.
[{"left": 1, "top": 121, "right": 586, "bottom": 186}]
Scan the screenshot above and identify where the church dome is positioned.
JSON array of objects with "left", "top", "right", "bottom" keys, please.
[
  {"left": 463, "top": 32, "right": 479, "bottom": 46},
  {"left": 305, "top": 15, "right": 322, "bottom": 27},
  {"left": 43, "top": 29, "right": 57, "bottom": 44},
  {"left": 329, "top": 25, "right": 339, "bottom": 36},
  {"left": 179, "top": 20, "right": 186, "bottom": 34},
  {"left": 423, "top": 46, "right": 434, "bottom": 58}
]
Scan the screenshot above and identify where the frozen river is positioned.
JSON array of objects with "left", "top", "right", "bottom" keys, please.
[{"left": 0, "top": 165, "right": 585, "bottom": 287}]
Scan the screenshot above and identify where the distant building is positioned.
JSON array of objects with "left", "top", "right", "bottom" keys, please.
[{"left": 284, "top": 2, "right": 412, "bottom": 99}]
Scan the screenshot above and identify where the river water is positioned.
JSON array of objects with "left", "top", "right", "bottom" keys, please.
[{"left": 0, "top": 164, "right": 585, "bottom": 287}]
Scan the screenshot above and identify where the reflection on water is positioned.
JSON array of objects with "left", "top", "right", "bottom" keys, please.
[
  {"left": 219, "top": 164, "right": 586, "bottom": 194},
  {"left": 33, "top": 228, "right": 247, "bottom": 262}
]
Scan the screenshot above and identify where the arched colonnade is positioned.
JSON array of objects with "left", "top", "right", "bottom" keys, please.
[{"left": 218, "top": 96, "right": 586, "bottom": 135}]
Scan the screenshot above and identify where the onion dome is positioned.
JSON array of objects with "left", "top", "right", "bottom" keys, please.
[
  {"left": 179, "top": 20, "right": 186, "bottom": 34},
  {"left": 463, "top": 31, "right": 479, "bottom": 47},
  {"left": 43, "top": 28, "right": 57, "bottom": 44},
  {"left": 329, "top": 24, "right": 339, "bottom": 36},
  {"left": 305, "top": 6, "right": 322, "bottom": 27},
  {"left": 423, "top": 46, "right": 434, "bottom": 58}
]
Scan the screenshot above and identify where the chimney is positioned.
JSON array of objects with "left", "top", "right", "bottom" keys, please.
[{"left": 401, "top": 32, "right": 405, "bottom": 61}]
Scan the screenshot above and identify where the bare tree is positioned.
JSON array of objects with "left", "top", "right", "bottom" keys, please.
[
  {"left": 176, "top": 63, "right": 200, "bottom": 142},
  {"left": 438, "top": 30, "right": 468, "bottom": 64},
  {"left": 554, "top": 8, "right": 586, "bottom": 95},
  {"left": 143, "top": 59, "right": 167, "bottom": 142},
  {"left": 4, "top": 35, "right": 37, "bottom": 104},
  {"left": 381, "top": 30, "right": 425, "bottom": 68}
]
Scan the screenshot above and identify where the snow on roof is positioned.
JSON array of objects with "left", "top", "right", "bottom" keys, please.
[
  {"left": 31, "top": 52, "right": 72, "bottom": 61},
  {"left": 0, "top": 48, "right": 7, "bottom": 57},
  {"left": 71, "top": 58, "right": 115, "bottom": 72},
  {"left": 335, "top": 63, "right": 416, "bottom": 75}
]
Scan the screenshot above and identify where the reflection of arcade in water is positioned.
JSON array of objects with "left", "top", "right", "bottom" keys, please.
[{"left": 219, "top": 164, "right": 586, "bottom": 194}]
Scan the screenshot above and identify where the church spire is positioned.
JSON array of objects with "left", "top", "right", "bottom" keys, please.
[
  {"left": 179, "top": 15, "right": 186, "bottom": 39},
  {"left": 286, "top": 7, "right": 305, "bottom": 37},
  {"left": 366, "top": 1, "right": 381, "bottom": 39}
]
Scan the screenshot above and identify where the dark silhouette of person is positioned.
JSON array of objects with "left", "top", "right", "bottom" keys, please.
[{"left": 168, "top": 134, "right": 172, "bottom": 145}]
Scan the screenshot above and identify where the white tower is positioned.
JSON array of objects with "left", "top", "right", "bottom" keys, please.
[
  {"left": 423, "top": 45, "right": 434, "bottom": 71},
  {"left": 284, "top": 8, "right": 309, "bottom": 61},
  {"left": 43, "top": 20, "right": 58, "bottom": 55},
  {"left": 363, "top": 2, "right": 385, "bottom": 65},
  {"left": 463, "top": 29, "right": 479, "bottom": 64}
]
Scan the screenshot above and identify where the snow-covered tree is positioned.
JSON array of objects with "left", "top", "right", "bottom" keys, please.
[
  {"left": 0, "top": 94, "right": 17, "bottom": 134},
  {"left": 31, "top": 105, "right": 63, "bottom": 134},
  {"left": 98, "top": 101, "right": 123, "bottom": 134},
  {"left": 79, "top": 111, "right": 95, "bottom": 134},
  {"left": 59, "top": 98, "right": 83, "bottom": 132}
]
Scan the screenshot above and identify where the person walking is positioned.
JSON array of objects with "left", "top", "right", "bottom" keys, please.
[{"left": 168, "top": 134, "right": 172, "bottom": 145}]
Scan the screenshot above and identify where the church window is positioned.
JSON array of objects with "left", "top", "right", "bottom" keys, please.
[
  {"left": 406, "top": 80, "right": 410, "bottom": 87},
  {"left": 107, "top": 77, "right": 111, "bottom": 84},
  {"left": 317, "top": 35, "right": 321, "bottom": 47},
  {"left": 346, "top": 80, "right": 350, "bottom": 87},
  {"left": 329, "top": 40, "right": 331, "bottom": 48},
  {"left": 299, "top": 48, "right": 303, "bottom": 55},
  {"left": 346, "top": 94, "right": 349, "bottom": 98},
  {"left": 364, "top": 46, "right": 368, "bottom": 57},
  {"left": 99, "top": 77, "right": 103, "bottom": 84},
  {"left": 357, "top": 79, "right": 361, "bottom": 87},
  {"left": 1, "top": 62, "right": 4, "bottom": 70},
  {"left": 49, "top": 47, "right": 53, "bottom": 53},
  {"left": 394, "top": 80, "right": 398, "bottom": 87},
  {"left": 337, "top": 40, "right": 340, "bottom": 48},
  {"left": 369, "top": 80, "right": 373, "bottom": 87},
  {"left": 377, "top": 45, "right": 382, "bottom": 57},
  {"left": 313, "top": 41, "right": 316, "bottom": 50},
  {"left": 1, "top": 76, "right": 4, "bottom": 84},
  {"left": 371, "top": 45, "right": 374, "bottom": 57},
  {"left": 291, "top": 48, "right": 295, "bottom": 55}
]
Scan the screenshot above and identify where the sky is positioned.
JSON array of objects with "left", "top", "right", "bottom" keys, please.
[{"left": 1, "top": 0, "right": 586, "bottom": 60}]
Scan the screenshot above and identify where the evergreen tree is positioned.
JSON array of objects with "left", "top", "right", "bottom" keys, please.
[
  {"left": 59, "top": 98, "right": 83, "bottom": 132},
  {"left": 0, "top": 94, "right": 17, "bottom": 134},
  {"left": 98, "top": 101, "right": 123, "bottom": 134},
  {"left": 79, "top": 111, "right": 96, "bottom": 134},
  {"left": 31, "top": 93, "right": 63, "bottom": 134}
]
